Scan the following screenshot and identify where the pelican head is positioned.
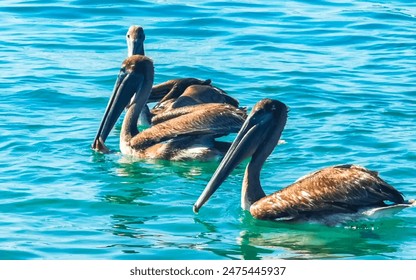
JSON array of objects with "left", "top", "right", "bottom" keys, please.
[
  {"left": 126, "top": 25, "right": 145, "bottom": 56},
  {"left": 193, "top": 99, "right": 288, "bottom": 213},
  {"left": 92, "top": 55, "right": 154, "bottom": 152}
]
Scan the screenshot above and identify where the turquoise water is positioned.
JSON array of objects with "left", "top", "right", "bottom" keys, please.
[{"left": 0, "top": 0, "right": 415, "bottom": 260}]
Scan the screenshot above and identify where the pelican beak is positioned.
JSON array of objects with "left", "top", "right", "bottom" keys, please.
[
  {"left": 131, "top": 39, "right": 144, "bottom": 56},
  {"left": 193, "top": 99, "right": 287, "bottom": 213},
  {"left": 92, "top": 69, "right": 144, "bottom": 153}
]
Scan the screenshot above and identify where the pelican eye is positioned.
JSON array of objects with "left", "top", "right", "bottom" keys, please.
[{"left": 127, "top": 34, "right": 130, "bottom": 38}]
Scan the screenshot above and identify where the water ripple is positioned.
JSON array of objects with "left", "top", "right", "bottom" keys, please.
[{"left": 0, "top": 0, "right": 415, "bottom": 260}]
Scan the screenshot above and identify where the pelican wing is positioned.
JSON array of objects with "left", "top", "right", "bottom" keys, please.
[
  {"left": 130, "top": 103, "right": 246, "bottom": 150},
  {"left": 151, "top": 85, "right": 239, "bottom": 124},
  {"left": 251, "top": 164, "right": 405, "bottom": 220},
  {"left": 150, "top": 78, "right": 211, "bottom": 103}
]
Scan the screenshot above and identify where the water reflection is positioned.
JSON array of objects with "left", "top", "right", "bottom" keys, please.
[
  {"left": 235, "top": 217, "right": 406, "bottom": 259},
  {"left": 101, "top": 213, "right": 168, "bottom": 257},
  {"left": 92, "top": 145, "right": 245, "bottom": 181}
]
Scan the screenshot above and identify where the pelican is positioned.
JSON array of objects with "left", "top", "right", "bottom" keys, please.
[
  {"left": 92, "top": 55, "right": 246, "bottom": 160},
  {"left": 193, "top": 99, "right": 415, "bottom": 221},
  {"left": 126, "top": 25, "right": 240, "bottom": 125}
]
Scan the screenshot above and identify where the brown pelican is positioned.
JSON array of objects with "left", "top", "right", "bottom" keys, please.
[
  {"left": 92, "top": 55, "right": 246, "bottom": 160},
  {"left": 193, "top": 99, "right": 415, "bottom": 221},
  {"left": 126, "top": 25, "right": 240, "bottom": 125}
]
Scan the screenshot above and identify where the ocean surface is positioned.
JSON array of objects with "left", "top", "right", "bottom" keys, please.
[{"left": 0, "top": 0, "right": 415, "bottom": 260}]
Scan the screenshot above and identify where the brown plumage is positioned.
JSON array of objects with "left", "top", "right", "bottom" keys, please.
[
  {"left": 151, "top": 84, "right": 240, "bottom": 123},
  {"left": 250, "top": 164, "right": 404, "bottom": 220},
  {"left": 193, "top": 99, "right": 413, "bottom": 221},
  {"left": 150, "top": 78, "right": 212, "bottom": 103},
  {"left": 124, "top": 103, "right": 246, "bottom": 160},
  {"left": 132, "top": 103, "right": 245, "bottom": 147},
  {"left": 151, "top": 90, "right": 241, "bottom": 125}
]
